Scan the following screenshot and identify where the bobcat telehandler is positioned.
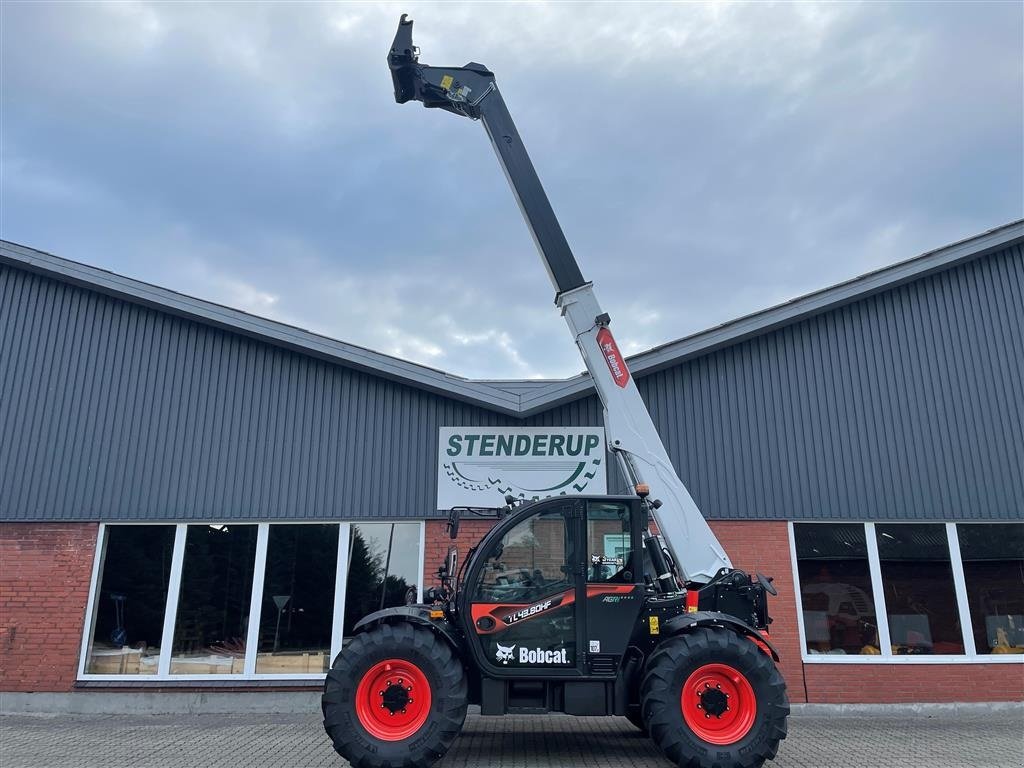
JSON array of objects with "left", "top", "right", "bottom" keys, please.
[{"left": 322, "top": 16, "right": 789, "bottom": 768}]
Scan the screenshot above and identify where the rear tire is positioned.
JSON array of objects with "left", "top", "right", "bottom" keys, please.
[
  {"left": 322, "top": 623, "right": 468, "bottom": 768},
  {"left": 641, "top": 628, "right": 788, "bottom": 768}
]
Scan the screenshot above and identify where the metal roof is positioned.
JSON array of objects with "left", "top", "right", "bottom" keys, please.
[
  {"left": 0, "top": 240, "right": 521, "bottom": 415},
  {"left": 3, "top": 218, "right": 1021, "bottom": 416},
  {"left": 2, "top": 228, "right": 1021, "bottom": 523},
  {"left": 517, "top": 220, "right": 1024, "bottom": 413}
]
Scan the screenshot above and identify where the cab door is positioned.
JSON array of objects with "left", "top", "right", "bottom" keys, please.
[
  {"left": 583, "top": 499, "right": 646, "bottom": 670},
  {"left": 467, "top": 500, "right": 584, "bottom": 676}
]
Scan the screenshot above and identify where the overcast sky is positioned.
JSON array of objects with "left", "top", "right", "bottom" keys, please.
[{"left": 2, "top": 2, "right": 1021, "bottom": 379}]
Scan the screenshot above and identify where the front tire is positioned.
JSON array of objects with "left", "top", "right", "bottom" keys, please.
[
  {"left": 322, "top": 623, "right": 468, "bottom": 768},
  {"left": 641, "top": 628, "right": 788, "bottom": 768},
  {"left": 625, "top": 705, "right": 647, "bottom": 733}
]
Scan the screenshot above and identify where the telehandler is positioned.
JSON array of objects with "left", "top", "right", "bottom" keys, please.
[{"left": 322, "top": 16, "right": 789, "bottom": 768}]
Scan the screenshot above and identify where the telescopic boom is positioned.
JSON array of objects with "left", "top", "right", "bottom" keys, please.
[{"left": 389, "top": 15, "right": 731, "bottom": 584}]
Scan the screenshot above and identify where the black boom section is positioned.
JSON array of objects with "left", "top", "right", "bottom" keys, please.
[{"left": 388, "top": 15, "right": 586, "bottom": 295}]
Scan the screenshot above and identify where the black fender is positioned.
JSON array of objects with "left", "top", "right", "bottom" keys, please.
[
  {"left": 662, "top": 610, "right": 780, "bottom": 662},
  {"left": 350, "top": 605, "right": 464, "bottom": 658}
]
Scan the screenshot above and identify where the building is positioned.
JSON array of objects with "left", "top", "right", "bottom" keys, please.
[{"left": 1, "top": 222, "right": 1022, "bottom": 707}]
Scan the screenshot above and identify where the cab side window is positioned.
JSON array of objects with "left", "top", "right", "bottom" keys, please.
[
  {"left": 473, "top": 508, "right": 572, "bottom": 603},
  {"left": 587, "top": 502, "right": 634, "bottom": 583}
]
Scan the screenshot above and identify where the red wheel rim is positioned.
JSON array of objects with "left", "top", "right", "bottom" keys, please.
[
  {"left": 681, "top": 663, "right": 757, "bottom": 745},
  {"left": 354, "top": 659, "right": 432, "bottom": 741}
]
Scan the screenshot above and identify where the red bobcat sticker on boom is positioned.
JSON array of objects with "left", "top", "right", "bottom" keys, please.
[{"left": 596, "top": 327, "right": 630, "bottom": 388}]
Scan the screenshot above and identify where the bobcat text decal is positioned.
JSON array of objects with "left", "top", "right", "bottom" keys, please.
[
  {"left": 492, "top": 643, "right": 571, "bottom": 666},
  {"left": 596, "top": 327, "right": 630, "bottom": 388}
]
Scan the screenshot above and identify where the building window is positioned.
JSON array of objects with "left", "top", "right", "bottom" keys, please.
[
  {"left": 80, "top": 521, "right": 424, "bottom": 679},
  {"left": 875, "top": 523, "right": 963, "bottom": 655},
  {"left": 792, "top": 522, "right": 1024, "bottom": 662},
  {"left": 794, "top": 523, "right": 879, "bottom": 655},
  {"left": 342, "top": 523, "right": 422, "bottom": 639},
  {"left": 84, "top": 525, "right": 176, "bottom": 675},
  {"left": 957, "top": 523, "right": 1024, "bottom": 654},
  {"left": 255, "top": 524, "right": 339, "bottom": 674},
  {"left": 170, "top": 524, "right": 259, "bottom": 674}
]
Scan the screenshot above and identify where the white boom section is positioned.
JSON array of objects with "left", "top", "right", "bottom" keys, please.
[{"left": 557, "top": 283, "right": 732, "bottom": 584}]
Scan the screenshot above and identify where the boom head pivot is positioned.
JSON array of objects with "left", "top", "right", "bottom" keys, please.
[{"left": 388, "top": 14, "right": 496, "bottom": 119}]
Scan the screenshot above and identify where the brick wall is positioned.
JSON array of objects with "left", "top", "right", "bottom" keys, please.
[
  {"left": 0, "top": 523, "right": 97, "bottom": 692},
  {"left": 803, "top": 663, "right": 1024, "bottom": 703},
  {"left": 709, "top": 521, "right": 807, "bottom": 703},
  {"left": 2, "top": 520, "right": 1018, "bottom": 701}
]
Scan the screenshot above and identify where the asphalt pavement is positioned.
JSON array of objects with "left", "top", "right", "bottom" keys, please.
[{"left": 2, "top": 710, "right": 1022, "bottom": 768}]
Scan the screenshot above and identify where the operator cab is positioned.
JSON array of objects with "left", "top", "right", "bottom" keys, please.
[{"left": 456, "top": 495, "right": 650, "bottom": 715}]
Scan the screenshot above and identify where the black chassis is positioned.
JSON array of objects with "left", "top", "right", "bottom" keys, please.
[{"left": 351, "top": 495, "right": 779, "bottom": 718}]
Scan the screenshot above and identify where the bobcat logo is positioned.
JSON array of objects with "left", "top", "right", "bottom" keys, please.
[{"left": 495, "top": 643, "right": 516, "bottom": 664}]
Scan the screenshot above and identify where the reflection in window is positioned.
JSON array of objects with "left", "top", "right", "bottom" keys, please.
[
  {"left": 170, "top": 524, "right": 258, "bottom": 674},
  {"left": 85, "top": 526, "right": 175, "bottom": 674},
  {"left": 587, "top": 502, "right": 634, "bottom": 583},
  {"left": 343, "top": 523, "right": 421, "bottom": 638},
  {"left": 256, "top": 524, "right": 339, "bottom": 673},
  {"left": 957, "top": 523, "right": 1024, "bottom": 654},
  {"left": 473, "top": 508, "right": 571, "bottom": 604},
  {"left": 876, "top": 524, "right": 963, "bottom": 655},
  {"left": 794, "top": 524, "right": 879, "bottom": 655}
]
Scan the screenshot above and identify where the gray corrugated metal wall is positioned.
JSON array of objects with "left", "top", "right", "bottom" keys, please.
[
  {"left": 1, "top": 245, "right": 1021, "bottom": 522},
  {"left": 0, "top": 266, "right": 521, "bottom": 521},
  {"left": 638, "top": 242, "right": 1023, "bottom": 520}
]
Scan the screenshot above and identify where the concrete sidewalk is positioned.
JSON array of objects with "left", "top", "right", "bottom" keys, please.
[{"left": 2, "top": 710, "right": 1022, "bottom": 768}]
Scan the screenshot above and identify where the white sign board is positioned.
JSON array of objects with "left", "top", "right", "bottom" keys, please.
[{"left": 437, "top": 427, "right": 607, "bottom": 509}]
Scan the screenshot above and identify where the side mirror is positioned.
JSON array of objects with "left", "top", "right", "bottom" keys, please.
[{"left": 447, "top": 509, "right": 461, "bottom": 539}]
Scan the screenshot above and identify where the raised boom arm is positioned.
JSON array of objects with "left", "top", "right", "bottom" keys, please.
[{"left": 389, "top": 15, "right": 731, "bottom": 584}]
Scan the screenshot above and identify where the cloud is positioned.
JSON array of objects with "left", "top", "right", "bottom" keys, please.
[
  {"left": 2, "top": 2, "right": 1020, "bottom": 380},
  {"left": 121, "top": 225, "right": 565, "bottom": 378}
]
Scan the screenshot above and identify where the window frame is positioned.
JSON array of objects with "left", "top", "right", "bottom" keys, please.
[
  {"left": 77, "top": 520, "right": 425, "bottom": 682},
  {"left": 789, "top": 521, "right": 1024, "bottom": 665},
  {"left": 472, "top": 505, "right": 574, "bottom": 605}
]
